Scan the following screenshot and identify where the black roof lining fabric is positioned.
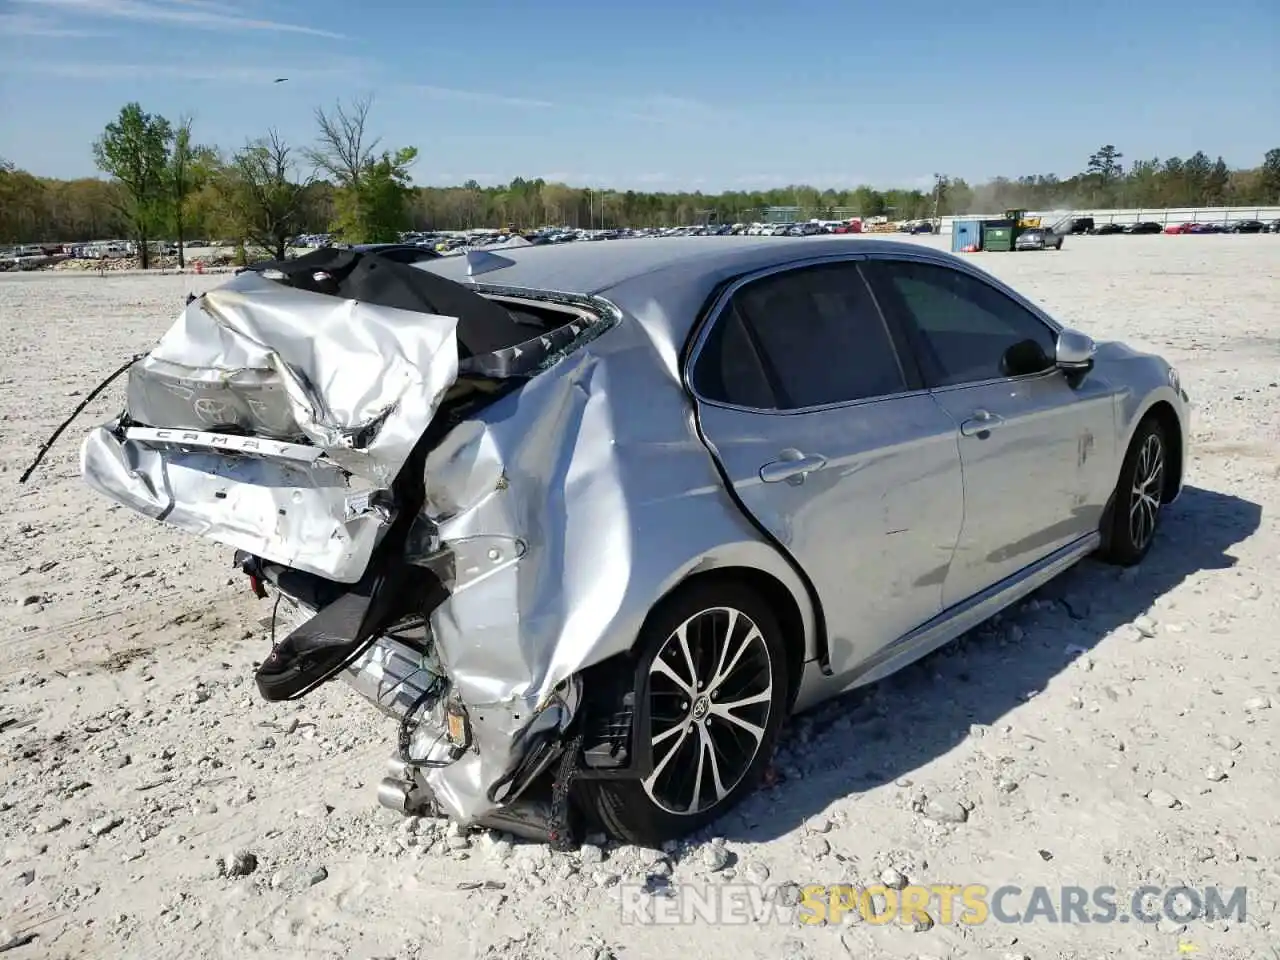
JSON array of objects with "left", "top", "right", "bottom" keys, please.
[{"left": 246, "top": 247, "right": 527, "bottom": 359}]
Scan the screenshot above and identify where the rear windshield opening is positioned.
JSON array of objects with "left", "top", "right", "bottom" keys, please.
[
  {"left": 245, "top": 247, "right": 616, "bottom": 380},
  {"left": 487, "top": 294, "right": 598, "bottom": 331},
  {"left": 455, "top": 291, "right": 616, "bottom": 380}
]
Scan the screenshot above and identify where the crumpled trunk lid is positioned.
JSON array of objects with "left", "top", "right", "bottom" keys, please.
[{"left": 80, "top": 268, "right": 461, "bottom": 583}]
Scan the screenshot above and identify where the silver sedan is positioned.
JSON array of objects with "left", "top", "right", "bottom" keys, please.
[{"left": 81, "top": 237, "right": 1190, "bottom": 846}]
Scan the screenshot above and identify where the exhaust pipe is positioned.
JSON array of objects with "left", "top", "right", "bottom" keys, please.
[
  {"left": 377, "top": 777, "right": 416, "bottom": 814},
  {"left": 376, "top": 775, "right": 439, "bottom": 817},
  {"left": 386, "top": 756, "right": 414, "bottom": 781}
]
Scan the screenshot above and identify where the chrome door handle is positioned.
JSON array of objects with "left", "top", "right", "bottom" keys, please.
[
  {"left": 759, "top": 453, "right": 828, "bottom": 484},
  {"left": 960, "top": 409, "right": 1005, "bottom": 437}
]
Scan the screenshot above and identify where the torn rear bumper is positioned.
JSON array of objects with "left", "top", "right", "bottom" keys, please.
[{"left": 82, "top": 425, "right": 395, "bottom": 582}]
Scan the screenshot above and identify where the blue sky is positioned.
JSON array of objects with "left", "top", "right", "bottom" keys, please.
[{"left": 1, "top": 0, "right": 1276, "bottom": 190}]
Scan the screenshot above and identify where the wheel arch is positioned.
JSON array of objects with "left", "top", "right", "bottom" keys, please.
[
  {"left": 1117, "top": 395, "right": 1183, "bottom": 504},
  {"left": 656, "top": 565, "right": 810, "bottom": 711},
  {"left": 1140, "top": 399, "right": 1184, "bottom": 503},
  {"left": 1098, "top": 394, "right": 1184, "bottom": 556},
  {"left": 573, "top": 551, "right": 818, "bottom": 781}
]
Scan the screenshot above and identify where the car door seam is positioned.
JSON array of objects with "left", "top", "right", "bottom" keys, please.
[
  {"left": 685, "top": 392, "right": 834, "bottom": 676},
  {"left": 928, "top": 390, "right": 968, "bottom": 605}
]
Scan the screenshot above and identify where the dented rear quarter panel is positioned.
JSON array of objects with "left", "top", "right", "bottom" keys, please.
[{"left": 418, "top": 289, "right": 818, "bottom": 713}]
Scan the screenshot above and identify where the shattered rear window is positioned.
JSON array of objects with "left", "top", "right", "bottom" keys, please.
[{"left": 458, "top": 287, "right": 619, "bottom": 380}]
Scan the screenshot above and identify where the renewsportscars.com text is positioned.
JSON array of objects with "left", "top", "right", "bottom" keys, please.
[{"left": 619, "top": 882, "right": 1248, "bottom": 927}]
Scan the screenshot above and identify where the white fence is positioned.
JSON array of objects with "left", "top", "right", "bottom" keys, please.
[{"left": 938, "top": 206, "right": 1280, "bottom": 234}]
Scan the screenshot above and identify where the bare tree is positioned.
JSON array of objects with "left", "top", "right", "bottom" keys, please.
[
  {"left": 222, "top": 130, "right": 315, "bottom": 261},
  {"left": 305, "top": 95, "right": 378, "bottom": 190}
]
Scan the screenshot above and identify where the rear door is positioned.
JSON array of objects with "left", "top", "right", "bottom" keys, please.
[
  {"left": 688, "top": 258, "right": 965, "bottom": 681},
  {"left": 863, "top": 256, "right": 1119, "bottom": 607}
]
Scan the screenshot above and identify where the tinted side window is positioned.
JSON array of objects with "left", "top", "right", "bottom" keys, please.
[
  {"left": 729, "top": 262, "right": 907, "bottom": 409},
  {"left": 691, "top": 301, "right": 777, "bottom": 408},
  {"left": 873, "top": 261, "right": 1056, "bottom": 387}
]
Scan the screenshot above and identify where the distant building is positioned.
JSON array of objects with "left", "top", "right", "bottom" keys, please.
[
  {"left": 762, "top": 206, "right": 802, "bottom": 223},
  {"left": 762, "top": 205, "right": 862, "bottom": 222}
]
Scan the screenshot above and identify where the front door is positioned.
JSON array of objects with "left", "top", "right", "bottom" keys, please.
[
  {"left": 688, "top": 259, "right": 965, "bottom": 679},
  {"left": 863, "top": 256, "right": 1119, "bottom": 606}
]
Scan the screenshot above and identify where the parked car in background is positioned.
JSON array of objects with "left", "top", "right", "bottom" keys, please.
[
  {"left": 1069, "top": 217, "right": 1095, "bottom": 234},
  {"left": 787, "top": 222, "right": 823, "bottom": 236},
  {"left": 1014, "top": 227, "right": 1064, "bottom": 251},
  {"left": 1229, "top": 220, "right": 1266, "bottom": 234},
  {"left": 1089, "top": 223, "right": 1126, "bottom": 235},
  {"left": 82, "top": 238, "right": 1190, "bottom": 845},
  {"left": 1124, "top": 222, "right": 1163, "bottom": 234}
]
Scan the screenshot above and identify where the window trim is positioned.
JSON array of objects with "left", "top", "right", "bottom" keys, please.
[
  {"left": 684, "top": 254, "right": 927, "bottom": 416},
  {"left": 861, "top": 252, "right": 1065, "bottom": 393}
]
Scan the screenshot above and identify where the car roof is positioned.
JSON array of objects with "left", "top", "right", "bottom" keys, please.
[
  {"left": 417, "top": 235, "right": 955, "bottom": 299},
  {"left": 415, "top": 236, "right": 970, "bottom": 351}
]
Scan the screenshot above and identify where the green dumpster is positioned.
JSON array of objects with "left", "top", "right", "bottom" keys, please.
[{"left": 982, "top": 224, "right": 1014, "bottom": 251}]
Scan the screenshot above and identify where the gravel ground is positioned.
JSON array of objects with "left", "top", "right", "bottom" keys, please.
[{"left": 1, "top": 235, "right": 1277, "bottom": 960}]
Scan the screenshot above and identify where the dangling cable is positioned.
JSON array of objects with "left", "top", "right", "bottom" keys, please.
[{"left": 18, "top": 353, "right": 144, "bottom": 484}]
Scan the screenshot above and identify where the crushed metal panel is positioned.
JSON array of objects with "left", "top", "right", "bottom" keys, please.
[
  {"left": 123, "top": 271, "right": 461, "bottom": 486},
  {"left": 80, "top": 269, "right": 462, "bottom": 582},
  {"left": 379, "top": 308, "right": 818, "bottom": 825}
]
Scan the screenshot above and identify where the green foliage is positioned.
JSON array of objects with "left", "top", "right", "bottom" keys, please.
[
  {"left": 406, "top": 145, "right": 1280, "bottom": 231},
  {"left": 91, "top": 103, "right": 173, "bottom": 266},
  {"left": 1262, "top": 149, "right": 1280, "bottom": 204},
  {"left": 167, "top": 118, "right": 218, "bottom": 266},
  {"left": 218, "top": 130, "right": 317, "bottom": 260},
  {"left": 333, "top": 146, "right": 417, "bottom": 242},
  {"left": 304, "top": 96, "right": 416, "bottom": 242},
  {"left": 3, "top": 126, "right": 1279, "bottom": 246},
  {"left": 0, "top": 158, "right": 48, "bottom": 244}
]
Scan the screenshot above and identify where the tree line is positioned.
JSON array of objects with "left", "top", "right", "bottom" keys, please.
[{"left": 2, "top": 99, "right": 1278, "bottom": 256}]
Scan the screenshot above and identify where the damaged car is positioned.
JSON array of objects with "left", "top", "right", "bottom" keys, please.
[{"left": 77, "top": 238, "right": 1190, "bottom": 846}]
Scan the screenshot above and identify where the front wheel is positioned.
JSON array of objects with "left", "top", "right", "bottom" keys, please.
[
  {"left": 578, "top": 580, "right": 789, "bottom": 846},
  {"left": 1099, "top": 416, "right": 1168, "bottom": 565}
]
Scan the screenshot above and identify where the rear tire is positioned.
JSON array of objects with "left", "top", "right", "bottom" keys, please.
[
  {"left": 578, "top": 579, "right": 789, "bottom": 846},
  {"left": 1099, "top": 416, "right": 1168, "bottom": 566}
]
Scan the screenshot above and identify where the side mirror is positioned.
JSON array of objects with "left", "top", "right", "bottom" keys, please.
[{"left": 1055, "top": 328, "right": 1096, "bottom": 383}]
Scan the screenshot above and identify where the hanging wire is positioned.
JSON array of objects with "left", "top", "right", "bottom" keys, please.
[{"left": 19, "top": 353, "right": 144, "bottom": 484}]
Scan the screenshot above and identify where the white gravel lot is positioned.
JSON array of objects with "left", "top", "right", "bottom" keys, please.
[{"left": 1, "top": 235, "right": 1277, "bottom": 960}]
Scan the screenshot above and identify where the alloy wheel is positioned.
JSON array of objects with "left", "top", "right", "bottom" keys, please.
[
  {"left": 642, "top": 607, "right": 774, "bottom": 816},
  {"left": 1129, "top": 432, "right": 1165, "bottom": 551}
]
